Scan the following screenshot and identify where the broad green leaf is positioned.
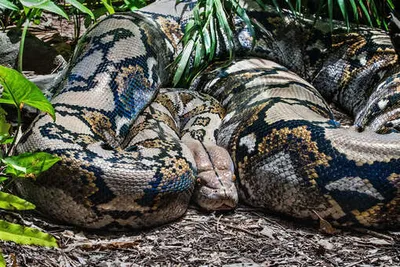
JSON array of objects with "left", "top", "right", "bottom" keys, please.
[
  {"left": 19, "top": 0, "right": 47, "bottom": 7},
  {"left": 0, "top": 0, "right": 18, "bottom": 11},
  {"left": 0, "top": 219, "right": 58, "bottom": 247},
  {"left": 0, "top": 107, "right": 10, "bottom": 143},
  {"left": 0, "top": 177, "right": 8, "bottom": 183},
  {"left": 2, "top": 152, "right": 60, "bottom": 178},
  {"left": 0, "top": 66, "right": 55, "bottom": 121},
  {"left": 66, "top": 0, "right": 94, "bottom": 20},
  {"left": 0, "top": 251, "right": 4, "bottom": 267},
  {"left": 123, "top": 0, "right": 147, "bottom": 11},
  {"left": 0, "top": 134, "right": 13, "bottom": 144},
  {"left": 0, "top": 191, "right": 35, "bottom": 210},
  {"left": 20, "top": 0, "right": 68, "bottom": 19}
]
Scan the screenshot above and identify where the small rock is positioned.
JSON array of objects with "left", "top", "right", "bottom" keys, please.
[{"left": 318, "top": 239, "right": 334, "bottom": 250}]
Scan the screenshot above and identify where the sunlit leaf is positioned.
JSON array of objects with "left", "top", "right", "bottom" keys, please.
[
  {"left": 2, "top": 152, "right": 60, "bottom": 178},
  {"left": 173, "top": 33, "right": 197, "bottom": 86},
  {"left": 123, "top": 0, "right": 147, "bottom": 11},
  {"left": 0, "top": 66, "right": 55, "bottom": 121},
  {"left": 66, "top": 0, "right": 94, "bottom": 20},
  {"left": 0, "top": 191, "right": 35, "bottom": 210},
  {"left": 0, "top": 107, "right": 11, "bottom": 144},
  {"left": 0, "top": 219, "right": 58, "bottom": 247},
  {"left": 101, "top": 0, "right": 115, "bottom": 14},
  {"left": 0, "top": 0, "right": 18, "bottom": 11},
  {"left": 20, "top": 0, "right": 68, "bottom": 19},
  {"left": 0, "top": 251, "right": 5, "bottom": 267}
]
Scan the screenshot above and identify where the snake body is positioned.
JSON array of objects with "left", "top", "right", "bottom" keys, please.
[{"left": 16, "top": 0, "right": 400, "bottom": 229}]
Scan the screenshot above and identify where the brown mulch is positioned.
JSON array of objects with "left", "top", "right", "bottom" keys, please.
[{"left": 2, "top": 206, "right": 400, "bottom": 266}]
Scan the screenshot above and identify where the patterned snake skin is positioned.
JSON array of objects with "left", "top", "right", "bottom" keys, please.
[{"left": 16, "top": 0, "right": 400, "bottom": 229}]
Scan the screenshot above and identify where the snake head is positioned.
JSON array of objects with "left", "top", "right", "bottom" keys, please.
[{"left": 187, "top": 141, "right": 238, "bottom": 211}]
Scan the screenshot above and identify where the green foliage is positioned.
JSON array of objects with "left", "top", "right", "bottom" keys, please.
[
  {"left": 0, "top": 0, "right": 18, "bottom": 10},
  {"left": 0, "top": 220, "right": 58, "bottom": 247},
  {"left": 0, "top": 66, "right": 55, "bottom": 120},
  {"left": 0, "top": 0, "right": 94, "bottom": 71},
  {"left": 0, "top": 65, "right": 59, "bottom": 262},
  {"left": 0, "top": 191, "right": 35, "bottom": 210},
  {"left": 172, "top": 0, "right": 395, "bottom": 86},
  {"left": 172, "top": 0, "right": 255, "bottom": 86},
  {"left": 0, "top": 108, "right": 12, "bottom": 145},
  {"left": 264, "top": 0, "right": 394, "bottom": 30},
  {"left": 2, "top": 152, "right": 60, "bottom": 178}
]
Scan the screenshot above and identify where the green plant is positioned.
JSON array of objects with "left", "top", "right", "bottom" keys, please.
[
  {"left": 172, "top": 0, "right": 254, "bottom": 86},
  {"left": 172, "top": 0, "right": 395, "bottom": 86},
  {"left": 0, "top": 0, "right": 95, "bottom": 72},
  {"left": 0, "top": 65, "right": 59, "bottom": 266},
  {"left": 262, "top": 0, "right": 395, "bottom": 30},
  {"left": 82, "top": 0, "right": 149, "bottom": 28}
]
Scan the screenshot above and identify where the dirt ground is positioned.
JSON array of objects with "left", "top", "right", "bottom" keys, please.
[
  {"left": 1, "top": 205, "right": 399, "bottom": 266},
  {"left": 1, "top": 11, "right": 399, "bottom": 267}
]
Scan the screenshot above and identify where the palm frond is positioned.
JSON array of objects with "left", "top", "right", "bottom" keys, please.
[
  {"left": 172, "top": 0, "right": 255, "bottom": 87},
  {"left": 172, "top": 0, "right": 395, "bottom": 86}
]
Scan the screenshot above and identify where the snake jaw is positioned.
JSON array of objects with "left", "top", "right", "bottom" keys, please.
[
  {"left": 184, "top": 140, "right": 238, "bottom": 211},
  {"left": 193, "top": 169, "right": 238, "bottom": 211}
]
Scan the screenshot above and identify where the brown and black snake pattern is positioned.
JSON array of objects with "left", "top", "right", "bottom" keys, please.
[{"left": 15, "top": 0, "right": 400, "bottom": 229}]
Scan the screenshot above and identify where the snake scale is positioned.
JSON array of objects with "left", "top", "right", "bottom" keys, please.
[{"left": 15, "top": 0, "right": 400, "bottom": 229}]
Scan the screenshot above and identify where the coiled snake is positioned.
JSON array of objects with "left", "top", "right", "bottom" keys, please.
[{"left": 16, "top": 0, "right": 400, "bottom": 229}]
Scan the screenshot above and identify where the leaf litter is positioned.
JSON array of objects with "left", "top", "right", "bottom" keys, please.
[{"left": 0, "top": 205, "right": 399, "bottom": 266}]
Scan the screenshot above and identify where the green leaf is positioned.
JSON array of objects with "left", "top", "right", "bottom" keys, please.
[
  {"left": 0, "top": 0, "right": 18, "bottom": 11},
  {"left": 357, "top": 0, "right": 373, "bottom": 26},
  {"left": 0, "top": 177, "right": 8, "bottom": 183},
  {"left": 336, "top": 0, "right": 349, "bottom": 29},
  {"left": 0, "top": 107, "right": 11, "bottom": 144},
  {"left": 230, "top": 0, "right": 255, "bottom": 47},
  {"left": 173, "top": 33, "right": 197, "bottom": 86},
  {"left": 194, "top": 40, "right": 205, "bottom": 72},
  {"left": 349, "top": 0, "right": 359, "bottom": 22},
  {"left": 19, "top": 0, "right": 69, "bottom": 19},
  {"left": 66, "top": 0, "right": 94, "bottom": 20},
  {"left": 0, "top": 191, "right": 35, "bottom": 210},
  {"left": 327, "top": 0, "right": 333, "bottom": 29},
  {"left": 0, "top": 66, "right": 55, "bottom": 121},
  {"left": 2, "top": 152, "right": 60, "bottom": 178},
  {"left": 101, "top": 0, "right": 115, "bottom": 14},
  {"left": 0, "top": 219, "right": 58, "bottom": 247},
  {"left": 209, "top": 16, "right": 216, "bottom": 61},
  {"left": 0, "top": 251, "right": 5, "bottom": 267}
]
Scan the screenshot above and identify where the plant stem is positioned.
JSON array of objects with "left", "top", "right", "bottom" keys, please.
[
  {"left": 7, "top": 107, "right": 21, "bottom": 157},
  {"left": 17, "top": 17, "right": 31, "bottom": 73}
]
